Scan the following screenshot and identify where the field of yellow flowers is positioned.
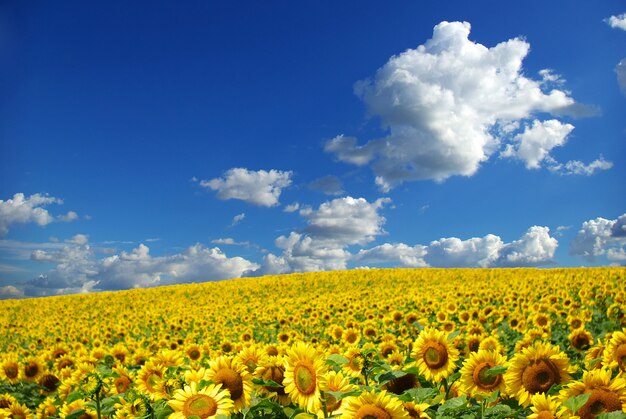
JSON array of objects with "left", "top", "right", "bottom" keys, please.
[{"left": 1, "top": 268, "right": 625, "bottom": 419}]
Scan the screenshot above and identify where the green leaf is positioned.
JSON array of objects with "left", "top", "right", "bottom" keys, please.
[
  {"left": 485, "top": 365, "right": 508, "bottom": 377},
  {"left": 438, "top": 395, "right": 467, "bottom": 414},
  {"left": 377, "top": 369, "right": 408, "bottom": 384},
  {"left": 484, "top": 390, "right": 500, "bottom": 404},
  {"left": 484, "top": 404, "right": 512, "bottom": 419},
  {"left": 326, "top": 354, "right": 349, "bottom": 366},
  {"left": 64, "top": 409, "right": 86, "bottom": 419},
  {"left": 65, "top": 391, "right": 85, "bottom": 404},
  {"left": 448, "top": 329, "right": 461, "bottom": 340},
  {"left": 324, "top": 390, "right": 362, "bottom": 401},
  {"left": 252, "top": 377, "right": 283, "bottom": 388},
  {"left": 563, "top": 393, "right": 591, "bottom": 414}
]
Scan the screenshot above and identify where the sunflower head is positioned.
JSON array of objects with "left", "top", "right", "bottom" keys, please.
[
  {"left": 168, "top": 382, "right": 233, "bottom": 419},
  {"left": 459, "top": 349, "right": 508, "bottom": 399},
  {"left": 283, "top": 342, "right": 327, "bottom": 413},
  {"left": 412, "top": 328, "right": 459, "bottom": 383},
  {"left": 206, "top": 356, "right": 252, "bottom": 413}
]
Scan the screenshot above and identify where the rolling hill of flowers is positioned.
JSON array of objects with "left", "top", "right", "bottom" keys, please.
[{"left": 1, "top": 267, "right": 625, "bottom": 419}]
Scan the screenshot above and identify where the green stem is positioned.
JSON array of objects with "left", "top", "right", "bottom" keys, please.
[
  {"left": 95, "top": 391, "right": 102, "bottom": 419},
  {"left": 321, "top": 391, "right": 329, "bottom": 418}
]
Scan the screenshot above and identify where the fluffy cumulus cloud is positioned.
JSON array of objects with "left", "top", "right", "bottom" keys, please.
[
  {"left": 199, "top": 168, "right": 292, "bottom": 207},
  {"left": 605, "top": 13, "right": 626, "bottom": 31},
  {"left": 25, "top": 236, "right": 259, "bottom": 296},
  {"left": 325, "top": 21, "right": 607, "bottom": 191},
  {"left": 354, "top": 243, "right": 428, "bottom": 267},
  {"left": 0, "top": 193, "right": 78, "bottom": 236},
  {"left": 260, "top": 196, "right": 390, "bottom": 274},
  {"left": 501, "top": 120, "right": 574, "bottom": 169},
  {"left": 356, "top": 226, "right": 557, "bottom": 268},
  {"left": 570, "top": 214, "right": 626, "bottom": 262}
]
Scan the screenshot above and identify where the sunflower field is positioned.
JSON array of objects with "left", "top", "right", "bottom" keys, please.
[{"left": 1, "top": 267, "right": 626, "bottom": 419}]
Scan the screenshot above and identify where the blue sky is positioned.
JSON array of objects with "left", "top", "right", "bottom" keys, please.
[{"left": 1, "top": 1, "right": 625, "bottom": 298}]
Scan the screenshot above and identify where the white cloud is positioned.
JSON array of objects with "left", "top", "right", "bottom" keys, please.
[
  {"left": 617, "top": 59, "right": 626, "bottom": 95},
  {"left": 260, "top": 196, "right": 390, "bottom": 274},
  {"left": 199, "top": 168, "right": 292, "bottom": 207},
  {"left": 0, "top": 285, "right": 24, "bottom": 300},
  {"left": 231, "top": 213, "right": 245, "bottom": 226},
  {"left": 356, "top": 226, "right": 557, "bottom": 268},
  {"left": 570, "top": 214, "right": 626, "bottom": 261},
  {"left": 354, "top": 243, "right": 428, "bottom": 267},
  {"left": 425, "top": 234, "right": 504, "bottom": 268},
  {"left": 495, "top": 226, "right": 558, "bottom": 267},
  {"left": 0, "top": 193, "right": 77, "bottom": 236},
  {"left": 284, "top": 202, "right": 300, "bottom": 213},
  {"left": 58, "top": 211, "right": 79, "bottom": 222},
  {"left": 501, "top": 120, "right": 574, "bottom": 169},
  {"left": 546, "top": 156, "right": 613, "bottom": 176},
  {"left": 605, "top": 13, "right": 626, "bottom": 31},
  {"left": 325, "top": 21, "right": 589, "bottom": 190},
  {"left": 25, "top": 237, "right": 259, "bottom": 295}
]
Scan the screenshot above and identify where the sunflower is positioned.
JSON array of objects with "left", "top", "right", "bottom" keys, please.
[
  {"left": 478, "top": 336, "right": 504, "bottom": 354},
  {"left": 283, "top": 342, "right": 326, "bottom": 413},
  {"left": 235, "top": 345, "right": 267, "bottom": 374},
  {"left": 0, "top": 394, "right": 18, "bottom": 410},
  {"left": 343, "top": 347, "right": 365, "bottom": 379},
  {"left": 168, "top": 382, "right": 233, "bottom": 419},
  {"left": 59, "top": 398, "right": 98, "bottom": 419},
  {"left": 342, "top": 390, "right": 408, "bottom": 419},
  {"left": 505, "top": 341, "right": 575, "bottom": 406},
  {"left": 135, "top": 360, "right": 166, "bottom": 399},
  {"left": 569, "top": 328, "right": 594, "bottom": 352},
  {"left": 527, "top": 393, "right": 563, "bottom": 419},
  {"left": 0, "top": 355, "right": 20, "bottom": 384},
  {"left": 36, "top": 397, "right": 58, "bottom": 419},
  {"left": 184, "top": 343, "right": 203, "bottom": 363},
  {"left": 112, "top": 366, "right": 134, "bottom": 394},
  {"left": 585, "top": 340, "right": 606, "bottom": 371},
  {"left": 39, "top": 371, "right": 61, "bottom": 395},
  {"left": 20, "top": 356, "right": 44, "bottom": 382},
  {"left": 254, "top": 356, "right": 290, "bottom": 406},
  {"left": 320, "top": 370, "right": 355, "bottom": 417},
  {"left": 404, "top": 401, "right": 431, "bottom": 418},
  {"left": 343, "top": 328, "right": 360, "bottom": 346},
  {"left": 459, "top": 349, "right": 507, "bottom": 399},
  {"left": 385, "top": 373, "right": 420, "bottom": 395},
  {"left": 206, "top": 356, "right": 253, "bottom": 413},
  {"left": 1, "top": 401, "right": 31, "bottom": 419},
  {"left": 559, "top": 369, "right": 626, "bottom": 419},
  {"left": 602, "top": 329, "right": 626, "bottom": 374},
  {"left": 113, "top": 395, "right": 148, "bottom": 419},
  {"left": 412, "top": 328, "right": 459, "bottom": 383}
]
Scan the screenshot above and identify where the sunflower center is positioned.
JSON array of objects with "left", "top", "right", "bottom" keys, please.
[
  {"left": 214, "top": 368, "right": 244, "bottom": 401},
  {"left": 115, "top": 376, "right": 131, "bottom": 393},
  {"left": 294, "top": 363, "right": 316, "bottom": 395},
  {"left": 25, "top": 362, "right": 39, "bottom": 378},
  {"left": 474, "top": 362, "right": 500, "bottom": 390},
  {"left": 182, "top": 394, "right": 217, "bottom": 418},
  {"left": 521, "top": 359, "right": 560, "bottom": 394},
  {"left": 578, "top": 390, "right": 622, "bottom": 419},
  {"left": 386, "top": 373, "right": 418, "bottom": 395},
  {"left": 40, "top": 374, "right": 60, "bottom": 392},
  {"left": 5, "top": 364, "right": 18, "bottom": 379},
  {"left": 188, "top": 349, "right": 201, "bottom": 360},
  {"left": 572, "top": 334, "right": 591, "bottom": 351},
  {"left": 355, "top": 404, "right": 392, "bottom": 419},
  {"left": 145, "top": 372, "right": 161, "bottom": 392},
  {"left": 423, "top": 343, "right": 448, "bottom": 369}
]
